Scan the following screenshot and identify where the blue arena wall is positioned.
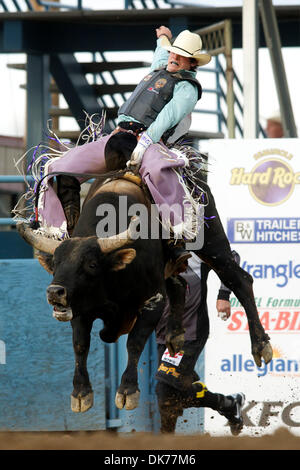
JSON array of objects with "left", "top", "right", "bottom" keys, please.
[
  {"left": 0, "top": 258, "right": 204, "bottom": 433},
  {"left": 0, "top": 259, "right": 106, "bottom": 431}
]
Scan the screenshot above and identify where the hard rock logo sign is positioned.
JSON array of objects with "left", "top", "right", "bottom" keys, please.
[{"left": 229, "top": 148, "right": 300, "bottom": 206}]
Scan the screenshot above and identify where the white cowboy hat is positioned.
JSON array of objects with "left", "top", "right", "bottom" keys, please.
[{"left": 160, "top": 30, "right": 211, "bottom": 67}]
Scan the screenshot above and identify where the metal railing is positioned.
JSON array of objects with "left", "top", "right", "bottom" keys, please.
[
  {"left": 0, "top": 0, "right": 174, "bottom": 12},
  {"left": 125, "top": 0, "right": 172, "bottom": 8},
  {"left": 36, "top": 0, "right": 83, "bottom": 9},
  {"left": 194, "top": 20, "right": 236, "bottom": 138},
  {"left": 194, "top": 20, "right": 266, "bottom": 138},
  {"left": 0, "top": 0, "right": 85, "bottom": 12},
  {"left": 0, "top": 0, "right": 32, "bottom": 11},
  {"left": 1, "top": 3, "right": 265, "bottom": 140}
]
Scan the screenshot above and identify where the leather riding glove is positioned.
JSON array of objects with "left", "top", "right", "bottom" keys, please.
[{"left": 128, "top": 132, "right": 153, "bottom": 167}]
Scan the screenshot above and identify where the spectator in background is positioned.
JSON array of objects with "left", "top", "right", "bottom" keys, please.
[{"left": 265, "top": 110, "right": 284, "bottom": 138}]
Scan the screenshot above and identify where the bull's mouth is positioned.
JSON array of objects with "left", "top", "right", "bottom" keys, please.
[{"left": 52, "top": 303, "right": 73, "bottom": 322}]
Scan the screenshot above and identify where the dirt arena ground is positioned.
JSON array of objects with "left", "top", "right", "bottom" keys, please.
[{"left": 0, "top": 427, "right": 299, "bottom": 450}]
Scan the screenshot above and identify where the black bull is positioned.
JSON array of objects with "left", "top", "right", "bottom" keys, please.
[{"left": 17, "top": 172, "right": 273, "bottom": 414}]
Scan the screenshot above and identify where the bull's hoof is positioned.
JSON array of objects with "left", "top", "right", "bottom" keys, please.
[
  {"left": 253, "top": 342, "right": 273, "bottom": 367},
  {"left": 166, "top": 332, "right": 185, "bottom": 357},
  {"left": 115, "top": 390, "right": 140, "bottom": 410},
  {"left": 71, "top": 392, "right": 94, "bottom": 413}
]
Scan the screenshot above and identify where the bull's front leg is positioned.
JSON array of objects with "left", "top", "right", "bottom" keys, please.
[
  {"left": 70, "top": 315, "right": 94, "bottom": 413},
  {"left": 165, "top": 275, "right": 186, "bottom": 356},
  {"left": 115, "top": 293, "right": 165, "bottom": 411},
  {"left": 198, "top": 250, "right": 272, "bottom": 367},
  {"left": 223, "top": 265, "right": 272, "bottom": 367},
  {"left": 195, "top": 179, "right": 272, "bottom": 366}
]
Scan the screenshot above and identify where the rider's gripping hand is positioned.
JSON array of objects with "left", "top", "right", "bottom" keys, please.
[{"left": 127, "top": 132, "right": 153, "bottom": 168}]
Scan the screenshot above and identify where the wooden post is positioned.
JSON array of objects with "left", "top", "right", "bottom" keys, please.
[
  {"left": 243, "top": 0, "right": 259, "bottom": 138},
  {"left": 224, "top": 20, "right": 235, "bottom": 138}
]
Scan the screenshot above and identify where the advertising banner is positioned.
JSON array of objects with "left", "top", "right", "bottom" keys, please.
[{"left": 202, "top": 139, "right": 300, "bottom": 436}]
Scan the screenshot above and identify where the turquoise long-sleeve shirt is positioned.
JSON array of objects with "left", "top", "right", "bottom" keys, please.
[{"left": 117, "top": 38, "right": 199, "bottom": 143}]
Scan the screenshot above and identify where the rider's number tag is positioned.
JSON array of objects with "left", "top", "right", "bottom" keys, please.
[{"left": 162, "top": 348, "right": 183, "bottom": 366}]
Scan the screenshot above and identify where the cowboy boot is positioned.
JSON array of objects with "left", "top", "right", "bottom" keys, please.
[{"left": 57, "top": 175, "right": 81, "bottom": 236}]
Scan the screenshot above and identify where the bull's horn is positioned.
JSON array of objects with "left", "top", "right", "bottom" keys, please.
[
  {"left": 16, "top": 222, "right": 61, "bottom": 255},
  {"left": 98, "top": 216, "right": 140, "bottom": 253}
]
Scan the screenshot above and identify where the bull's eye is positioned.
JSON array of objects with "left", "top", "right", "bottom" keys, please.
[{"left": 84, "top": 259, "right": 99, "bottom": 274}]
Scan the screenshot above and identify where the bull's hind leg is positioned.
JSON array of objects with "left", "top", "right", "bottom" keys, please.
[
  {"left": 115, "top": 293, "right": 166, "bottom": 411},
  {"left": 70, "top": 316, "right": 94, "bottom": 413},
  {"left": 194, "top": 180, "right": 272, "bottom": 366}
]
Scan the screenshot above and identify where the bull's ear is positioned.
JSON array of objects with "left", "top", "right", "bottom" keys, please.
[
  {"left": 37, "top": 253, "right": 54, "bottom": 274},
  {"left": 110, "top": 248, "right": 136, "bottom": 271}
]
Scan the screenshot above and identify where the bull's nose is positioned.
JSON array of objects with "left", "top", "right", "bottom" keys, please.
[{"left": 47, "top": 284, "right": 67, "bottom": 303}]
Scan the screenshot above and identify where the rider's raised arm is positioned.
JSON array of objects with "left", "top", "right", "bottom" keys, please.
[{"left": 150, "top": 26, "right": 172, "bottom": 72}]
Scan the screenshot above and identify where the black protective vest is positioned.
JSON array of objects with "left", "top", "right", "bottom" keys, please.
[{"left": 118, "top": 68, "right": 202, "bottom": 129}]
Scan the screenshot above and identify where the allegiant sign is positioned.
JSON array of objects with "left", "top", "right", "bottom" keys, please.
[
  {"left": 220, "top": 354, "right": 300, "bottom": 377},
  {"left": 229, "top": 149, "right": 300, "bottom": 206}
]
